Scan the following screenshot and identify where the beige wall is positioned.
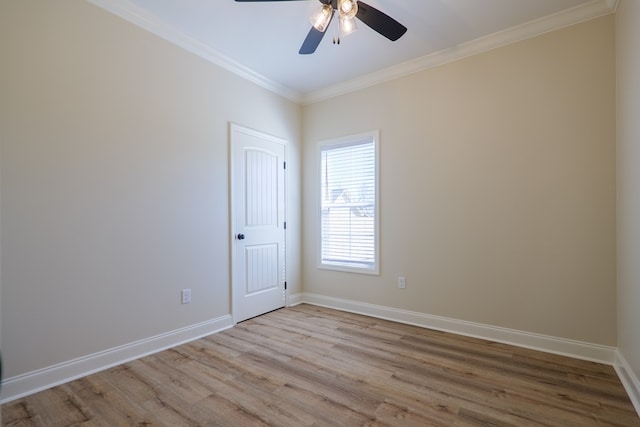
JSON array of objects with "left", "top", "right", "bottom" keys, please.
[
  {"left": 0, "top": 0, "right": 301, "bottom": 378},
  {"left": 616, "top": 0, "right": 640, "bottom": 387},
  {"left": 0, "top": 0, "right": 622, "bottom": 399},
  {"left": 303, "top": 15, "right": 616, "bottom": 345}
]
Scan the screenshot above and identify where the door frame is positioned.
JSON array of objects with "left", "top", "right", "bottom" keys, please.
[{"left": 229, "top": 122, "right": 288, "bottom": 324}]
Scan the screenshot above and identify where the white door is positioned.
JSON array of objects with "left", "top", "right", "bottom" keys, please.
[{"left": 230, "top": 124, "right": 286, "bottom": 323}]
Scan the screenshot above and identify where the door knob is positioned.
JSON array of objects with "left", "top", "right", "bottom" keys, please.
[{"left": 237, "top": 233, "right": 245, "bottom": 240}]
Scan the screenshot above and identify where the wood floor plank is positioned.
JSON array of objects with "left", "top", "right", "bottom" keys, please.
[{"left": 3, "top": 304, "right": 639, "bottom": 426}]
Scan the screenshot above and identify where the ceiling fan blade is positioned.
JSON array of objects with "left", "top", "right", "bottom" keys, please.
[
  {"left": 299, "top": 27, "right": 327, "bottom": 54},
  {"left": 356, "top": 1, "right": 407, "bottom": 41},
  {"left": 299, "top": 9, "right": 334, "bottom": 54}
]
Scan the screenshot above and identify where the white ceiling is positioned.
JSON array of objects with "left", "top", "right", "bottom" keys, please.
[{"left": 89, "top": 0, "right": 616, "bottom": 103}]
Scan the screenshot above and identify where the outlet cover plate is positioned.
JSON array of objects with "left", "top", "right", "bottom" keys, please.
[{"left": 181, "top": 289, "right": 192, "bottom": 304}]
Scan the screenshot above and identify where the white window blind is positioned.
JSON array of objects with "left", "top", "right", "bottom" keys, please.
[{"left": 319, "top": 133, "right": 378, "bottom": 273}]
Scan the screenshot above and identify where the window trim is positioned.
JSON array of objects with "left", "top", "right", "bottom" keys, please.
[{"left": 317, "top": 130, "right": 380, "bottom": 275}]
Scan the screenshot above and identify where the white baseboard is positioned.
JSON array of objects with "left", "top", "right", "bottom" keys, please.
[
  {"left": 0, "top": 315, "right": 233, "bottom": 404},
  {"left": 288, "top": 292, "right": 304, "bottom": 307},
  {"left": 300, "top": 293, "right": 617, "bottom": 365},
  {"left": 3, "top": 297, "right": 630, "bottom": 413},
  {"left": 615, "top": 351, "right": 640, "bottom": 417}
]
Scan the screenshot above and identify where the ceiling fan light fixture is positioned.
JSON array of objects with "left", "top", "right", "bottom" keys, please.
[
  {"left": 310, "top": 4, "right": 333, "bottom": 32},
  {"left": 339, "top": 16, "right": 357, "bottom": 37},
  {"left": 338, "top": 0, "right": 358, "bottom": 19}
]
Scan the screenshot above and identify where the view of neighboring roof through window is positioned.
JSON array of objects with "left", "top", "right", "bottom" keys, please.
[{"left": 318, "top": 131, "right": 379, "bottom": 274}]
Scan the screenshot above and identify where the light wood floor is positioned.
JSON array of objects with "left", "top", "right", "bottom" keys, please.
[{"left": 3, "top": 304, "right": 639, "bottom": 426}]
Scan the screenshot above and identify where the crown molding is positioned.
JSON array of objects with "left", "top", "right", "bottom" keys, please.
[
  {"left": 87, "top": 0, "right": 616, "bottom": 106},
  {"left": 605, "top": 0, "right": 620, "bottom": 12},
  {"left": 302, "top": 0, "right": 618, "bottom": 105},
  {"left": 87, "top": 0, "right": 303, "bottom": 104}
]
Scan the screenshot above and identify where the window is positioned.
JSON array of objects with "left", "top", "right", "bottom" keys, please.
[{"left": 318, "top": 131, "right": 379, "bottom": 274}]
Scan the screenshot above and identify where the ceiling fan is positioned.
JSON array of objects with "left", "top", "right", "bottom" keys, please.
[{"left": 235, "top": 0, "right": 407, "bottom": 54}]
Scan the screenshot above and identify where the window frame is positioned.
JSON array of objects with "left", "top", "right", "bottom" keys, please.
[{"left": 316, "top": 130, "right": 380, "bottom": 275}]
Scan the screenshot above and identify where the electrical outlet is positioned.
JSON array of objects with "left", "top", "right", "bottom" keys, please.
[
  {"left": 181, "top": 289, "right": 191, "bottom": 304},
  {"left": 398, "top": 276, "right": 406, "bottom": 289}
]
